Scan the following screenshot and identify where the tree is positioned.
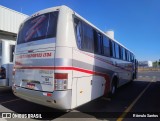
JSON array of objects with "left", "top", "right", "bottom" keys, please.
[{"left": 152, "top": 61, "right": 159, "bottom": 67}]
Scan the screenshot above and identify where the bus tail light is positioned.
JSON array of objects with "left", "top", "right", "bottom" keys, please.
[{"left": 54, "top": 73, "right": 68, "bottom": 90}]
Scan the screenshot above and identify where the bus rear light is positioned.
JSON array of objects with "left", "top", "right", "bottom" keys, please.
[
  {"left": 54, "top": 73, "right": 68, "bottom": 90},
  {"left": 47, "top": 93, "right": 52, "bottom": 97},
  {"left": 54, "top": 73, "right": 68, "bottom": 79}
]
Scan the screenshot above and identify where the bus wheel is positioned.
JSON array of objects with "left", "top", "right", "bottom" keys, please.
[
  {"left": 108, "top": 79, "right": 117, "bottom": 98},
  {"left": 130, "top": 74, "right": 135, "bottom": 83}
]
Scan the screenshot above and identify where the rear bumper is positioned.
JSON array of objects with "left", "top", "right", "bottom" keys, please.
[{"left": 12, "top": 86, "right": 72, "bottom": 110}]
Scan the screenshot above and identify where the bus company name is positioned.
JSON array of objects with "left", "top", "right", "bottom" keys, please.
[{"left": 17, "top": 52, "right": 52, "bottom": 59}]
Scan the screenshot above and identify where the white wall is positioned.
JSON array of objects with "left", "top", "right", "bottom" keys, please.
[
  {"left": 0, "top": 5, "right": 28, "bottom": 34},
  {"left": 148, "top": 61, "right": 153, "bottom": 67},
  {"left": 0, "top": 39, "right": 15, "bottom": 65},
  {"left": 0, "top": 5, "right": 28, "bottom": 65}
]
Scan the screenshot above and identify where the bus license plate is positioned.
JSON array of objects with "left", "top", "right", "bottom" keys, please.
[{"left": 26, "top": 83, "right": 35, "bottom": 89}]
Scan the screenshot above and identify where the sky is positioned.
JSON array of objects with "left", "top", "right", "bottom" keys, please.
[{"left": 0, "top": 0, "right": 160, "bottom": 61}]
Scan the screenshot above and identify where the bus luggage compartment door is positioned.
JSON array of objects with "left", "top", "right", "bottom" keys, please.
[{"left": 76, "top": 77, "right": 92, "bottom": 106}]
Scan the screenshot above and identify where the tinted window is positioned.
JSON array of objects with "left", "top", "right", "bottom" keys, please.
[
  {"left": 94, "top": 31, "right": 102, "bottom": 54},
  {"left": 75, "top": 18, "right": 94, "bottom": 53},
  {"left": 82, "top": 23, "right": 94, "bottom": 52},
  {"left": 115, "top": 43, "right": 120, "bottom": 59},
  {"left": 119, "top": 46, "right": 123, "bottom": 59},
  {"left": 129, "top": 53, "right": 131, "bottom": 62},
  {"left": 126, "top": 50, "right": 130, "bottom": 61},
  {"left": 74, "top": 19, "right": 82, "bottom": 49},
  {"left": 125, "top": 49, "right": 128, "bottom": 61},
  {"left": 103, "top": 36, "right": 110, "bottom": 56},
  {"left": 131, "top": 54, "right": 134, "bottom": 62},
  {"left": 17, "top": 11, "right": 58, "bottom": 44},
  {"left": 111, "top": 41, "right": 115, "bottom": 57},
  {"left": 128, "top": 52, "right": 131, "bottom": 61},
  {"left": 122, "top": 48, "right": 126, "bottom": 60},
  {"left": 130, "top": 53, "right": 133, "bottom": 62}
]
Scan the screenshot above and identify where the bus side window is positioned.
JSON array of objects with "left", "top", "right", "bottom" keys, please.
[
  {"left": 74, "top": 18, "right": 82, "bottom": 49},
  {"left": 130, "top": 53, "right": 133, "bottom": 62},
  {"left": 122, "top": 47, "right": 126, "bottom": 60},
  {"left": 119, "top": 46, "right": 123, "bottom": 60},
  {"left": 128, "top": 52, "right": 131, "bottom": 62},
  {"left": 115, "top": 43, "right": 120, "bottom": 59},
  {"left": 74, "top": 18, "right": 94, "bottom": 53},
  {"left": 82, "top": 23, "right": 94, "bottom": 52},
  {"left": 94, "top": 31, "right": 102, "bottom": 54},
  {"left": 125, "top": 49, "right": 128, "bottom": 61},
  {"left": 110, "top": 41, "right": 115, "bottom": 58},
  {"left": 126, "top": 50, "right": 130, "bottom": 61},
  {"left": 103, "top": 36, "right": 110, "bottom": 57},
  {"left": 132, "top": 55, "right": 135, "bottom": 62}
]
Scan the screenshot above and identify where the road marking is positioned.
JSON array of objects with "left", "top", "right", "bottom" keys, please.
[
  {"left": 117, "top": 79, "right": 154, "bottom": 121},
  {"left": 0, "top": 98, "right": 21, "bottom": 104}
]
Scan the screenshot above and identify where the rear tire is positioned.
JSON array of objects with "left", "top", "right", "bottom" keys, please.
[
  {"left": 108, "top": 79, "right": 117, "bottom": 98},
  {"left": 130, "top": 74, "right": 135, "bottom": 83}
]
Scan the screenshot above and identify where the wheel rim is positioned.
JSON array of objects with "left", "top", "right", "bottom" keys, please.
[{"left": 112, "top": 85, "right": 116, "bottom": 94}]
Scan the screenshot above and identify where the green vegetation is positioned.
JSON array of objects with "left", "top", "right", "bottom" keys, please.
[{"left": 152, "top": 60, "right": 160, "bottom": 67}]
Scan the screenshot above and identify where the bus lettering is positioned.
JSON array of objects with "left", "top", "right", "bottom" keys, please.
[
  {"left": 17, "top": 52, "right": 52, "bottom": 59},
  {"left": 43, "top": 52, "right": 51, "bottom": 57}
]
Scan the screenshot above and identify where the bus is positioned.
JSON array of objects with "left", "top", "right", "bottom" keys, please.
[
  {"left": 0, "top": 40, "right": 15, "bottom": 87},
  {"left": 12, "top": 5, "right": 138, "bottom": 110}
]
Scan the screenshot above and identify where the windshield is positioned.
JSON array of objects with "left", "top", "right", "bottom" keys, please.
[{"left": 17, "top": 11, "right": 58, "bottom": 44}]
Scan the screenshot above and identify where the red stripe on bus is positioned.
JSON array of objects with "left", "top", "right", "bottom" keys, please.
[{"left": 15, "top": 66, "right": 110, "bottom": 95}]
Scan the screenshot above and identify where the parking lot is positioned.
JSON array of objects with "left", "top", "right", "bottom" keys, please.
[{"left": 0, "top": 71, "right": 160, "bottom": 121}]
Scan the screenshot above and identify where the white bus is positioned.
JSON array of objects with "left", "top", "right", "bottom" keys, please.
[
  {"left": 0, "top": 40, "right": 15, "bottom": 87},
  {"left": 12, "top": 5, "right": 138, "bottom": 110}
]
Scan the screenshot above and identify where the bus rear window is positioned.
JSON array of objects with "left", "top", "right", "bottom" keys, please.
[{"left": 17, "top": 11, "right": 58, "bottom": 44}]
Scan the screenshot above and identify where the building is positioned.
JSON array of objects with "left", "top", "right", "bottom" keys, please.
[
  {"left": 0, "top": 5, "right": 28, "bottom": 65},
  {"left": 138, "top": 61, "right": 153, "bottom": 67}
]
